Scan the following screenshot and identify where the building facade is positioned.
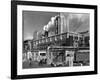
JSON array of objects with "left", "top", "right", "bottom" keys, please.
[{"left": 23, "top": 12, "right": 90, "bottom": 67}]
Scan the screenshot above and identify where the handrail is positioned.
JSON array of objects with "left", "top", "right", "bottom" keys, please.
[{"left": 33, "top": 32, "right": 82, "bottom": 42}]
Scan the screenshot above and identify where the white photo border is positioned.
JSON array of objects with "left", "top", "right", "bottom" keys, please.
[{"left": 17, "top": 5, "right": 95, "bottom": 75}]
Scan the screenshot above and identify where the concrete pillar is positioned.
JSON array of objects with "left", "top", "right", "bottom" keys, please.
[{"left": 65, "top": 51, "right": 74, "bottom": 67}]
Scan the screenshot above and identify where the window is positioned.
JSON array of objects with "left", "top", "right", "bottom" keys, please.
[{"left": 40, "top": 53, "right": 46, "bottom": 56}]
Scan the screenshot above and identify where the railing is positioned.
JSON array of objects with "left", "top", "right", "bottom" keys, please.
[{"left": 32, "top": 32, "right": 82, "bottom": 47}]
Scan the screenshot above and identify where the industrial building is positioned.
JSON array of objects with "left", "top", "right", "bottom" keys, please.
[{"left": 23, "top": 12, "right": 90, "bottom": 68}]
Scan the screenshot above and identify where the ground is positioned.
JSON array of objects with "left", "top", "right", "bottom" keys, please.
[
  {"left": 23, "top": 61, "right": 51, "bottom": 69},
  {"left": 23, "top": 60, "right": 89, "bottom": 69}
]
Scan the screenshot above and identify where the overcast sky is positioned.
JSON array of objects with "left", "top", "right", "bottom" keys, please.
[
  {"left": 23, "top": 11, "right": 89, "bottom": 40},
  {"left": 23, "top": 11, "right": 58, "bottom": 40}
]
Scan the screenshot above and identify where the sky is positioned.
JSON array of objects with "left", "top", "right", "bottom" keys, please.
[
  {"left": 23, "top": 11, "right": 89, "bottom": 40},
  {"left": 23, "top": 11, "right": 58, "bottom": 40}
]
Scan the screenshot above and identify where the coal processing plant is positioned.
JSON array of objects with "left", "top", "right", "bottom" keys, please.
[{"left": 23, "top": 12, "right": 90, "bottom": 68}]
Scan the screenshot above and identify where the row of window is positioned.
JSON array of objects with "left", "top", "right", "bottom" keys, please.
[{"left": 33, "top": 33, "right": 82, "bottom": 46}]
